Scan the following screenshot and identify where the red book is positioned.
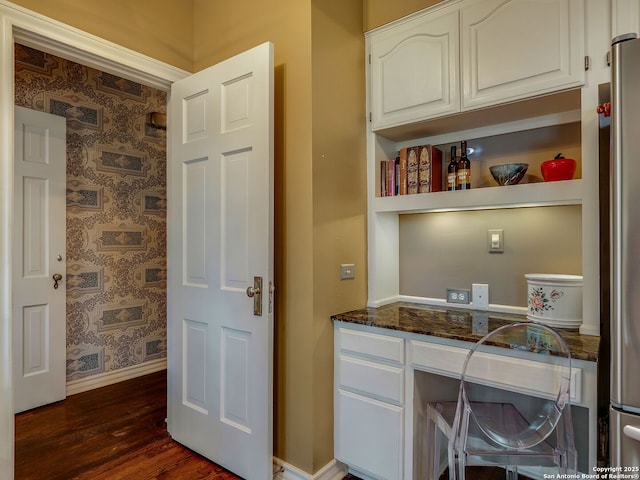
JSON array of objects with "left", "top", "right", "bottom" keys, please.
[
  {"left": 387, "top": 159, "right": 396, "bottom": 196},
  {"left": 399, "top": 148, "right": 408, "bottom": 195}
]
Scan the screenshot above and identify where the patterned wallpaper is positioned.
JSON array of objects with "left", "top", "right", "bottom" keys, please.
[{"left": 15, "top": 44, "right": 168, "bottom": 382}]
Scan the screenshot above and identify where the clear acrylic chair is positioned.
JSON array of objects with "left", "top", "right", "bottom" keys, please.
[{"left": 425, "top": 322, "right": 577, "bottom": 480}]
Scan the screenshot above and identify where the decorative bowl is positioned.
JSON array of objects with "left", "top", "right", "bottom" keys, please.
[
  {"left": 541, "top": 158, "right": 576, "bottom": 182},
  {"left": 489, "top": 163, "right": 529, "bottom": 186},
  {"left": 525, "top": 273, "right": 583, "bottom": 329}
]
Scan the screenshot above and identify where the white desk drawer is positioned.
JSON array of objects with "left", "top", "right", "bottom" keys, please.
[
  {"left": 339, "top": 354, "right": 404, "bottom": 404},
  {"left": 335, "top": 389, "right": 403, "bottom": 480},
  {"left": 410, "top": 339, "right": 582, "bottom": 403},
  {"left": 339, "top": 327, "right": 404, "bottom": 364}
]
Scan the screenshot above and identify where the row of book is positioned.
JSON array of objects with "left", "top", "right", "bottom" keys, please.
[{"left": 380, "top": 145, "right": 442, "bottom": 196}]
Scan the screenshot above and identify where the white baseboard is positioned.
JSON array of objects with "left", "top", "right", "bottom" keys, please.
[
  {"left": 273, "top": 458, "right": 348, "bottom": 480},
  {"left": 65, "top": 358, "right": 167, "bottom": 396}
]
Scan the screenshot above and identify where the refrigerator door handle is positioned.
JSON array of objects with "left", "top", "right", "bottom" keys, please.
[{"left": 623, "top": 425, "right": 640, "bottom": 442}]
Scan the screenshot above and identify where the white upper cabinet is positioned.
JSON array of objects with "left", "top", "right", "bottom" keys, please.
[
  {"left": 368, "top": 0, "right": 586, "bottom": 130},
  {"left": 369, "top": 5, "right": 460, "bottom": 130},
  {"left": 612, "top": 0, "right": 640, "bottom": 40},
  {"left": 461, "top": 0, "right": 585, "bottom": 110}
]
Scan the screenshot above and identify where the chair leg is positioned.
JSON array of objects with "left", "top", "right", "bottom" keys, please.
[
  {"left": 426, "top": 409, "right": 437, "bottom": 480},
  {"left": 427, "top": 404, "right": 450, "bottom": 480},
  {"left": 431, "top": 424, "right": 441, "bottom": 480},
  {"left": 451, "top": 454, "right": 464, "bottom": 480},
  {"left": 505, "top": 466, "right": 518, "bottom": 480}
]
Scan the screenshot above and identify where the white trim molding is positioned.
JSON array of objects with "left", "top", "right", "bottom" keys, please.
[
  {"left": 1, "top": 0, "right": 189, "bottom": 90},
  {"left": 66, "top": 359, "right": 167, "bottom": 397},
  {"left": 273, "top": 458, "right": 348, "bottom": 480}
]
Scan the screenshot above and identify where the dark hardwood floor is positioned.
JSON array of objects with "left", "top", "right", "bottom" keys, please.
[
  {"left": 15, "top": 370, "right": 239, "bottom": 480},
  {"left": 15, "top": 370, "right": 530, "bottom": 480}
]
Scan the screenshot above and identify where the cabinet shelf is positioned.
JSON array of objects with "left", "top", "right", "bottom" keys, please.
[
  {"left": 372, "top": 179, "right": 582, "bottom": 214},
  {"left": 376, "top": 90, "right": 581, "bottom": 144}
]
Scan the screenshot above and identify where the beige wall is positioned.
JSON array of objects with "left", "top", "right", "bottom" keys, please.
[
  {"left": 363, "top": 0, "right": 441, "bottom": 31},
  {"left": 311, "top": 1, "right": 367, "bottom": 469},
  {"left": 400, "top": 206, "right": 582, "bottom": 305},
  {"left": 9, "top": 0, "right": 194, "bottom": 71}
]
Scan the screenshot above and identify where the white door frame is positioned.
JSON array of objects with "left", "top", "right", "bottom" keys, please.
[{"left": 0, "top": 1, "right": 188, "bottom": 477}]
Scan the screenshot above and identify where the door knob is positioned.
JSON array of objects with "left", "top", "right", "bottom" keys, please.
[
  {"left": 52, "top": 273, "right": 63, "bottom": 289},
  {"left": 246, "top": 285, "right": 261, "bottom": 297}
]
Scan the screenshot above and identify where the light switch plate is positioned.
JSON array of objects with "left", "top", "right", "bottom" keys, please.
[
  {"left": 340, "top": 263, "right": 355, "bottom": 280},
  {"left": 488, "top": 229, "right": 504, "bottom": 253},
  {"left": 472, "top": 283, "right": 489, "bottom": 310}
]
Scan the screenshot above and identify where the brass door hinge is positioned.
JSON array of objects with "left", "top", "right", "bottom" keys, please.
[{"left": 269, "top": 281, "right": 275, "bottom": 314}]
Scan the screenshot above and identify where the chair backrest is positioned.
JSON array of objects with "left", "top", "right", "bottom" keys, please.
[{"left": 458, "top": 322, "right": 572, "bottom": 449}]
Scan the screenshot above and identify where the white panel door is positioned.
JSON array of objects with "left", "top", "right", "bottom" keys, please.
[
  {"left": 13, "top": 106, "right": 67, "bottom": 413},
  {"left": 168, "top": 42, "right": 274, "bottom": 480}
]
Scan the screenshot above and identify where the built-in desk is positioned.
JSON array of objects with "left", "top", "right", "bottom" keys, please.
[{"left": 331, "top": 303, "right": 600, "bottom": 480}]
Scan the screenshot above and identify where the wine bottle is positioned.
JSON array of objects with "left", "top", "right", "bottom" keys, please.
[
  {"left": 457, "top": 140, "right": 471, "bottom": 190},
  {"left": 447, "top": 146, "right": 457, "bottom": 191}
]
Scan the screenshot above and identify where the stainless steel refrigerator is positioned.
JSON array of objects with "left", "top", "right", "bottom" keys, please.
[{"left": 610, "top": 32, "right": 640, "bottom": 465}]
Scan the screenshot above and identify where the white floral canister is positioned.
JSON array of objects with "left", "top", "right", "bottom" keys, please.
[{"left": 525, "top": 273, "right": 583, "bottom": 329}]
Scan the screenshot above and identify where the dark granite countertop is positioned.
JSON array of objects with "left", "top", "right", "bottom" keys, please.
[{"left": 331, "top": 302, "right": 600, "bottom": 362}]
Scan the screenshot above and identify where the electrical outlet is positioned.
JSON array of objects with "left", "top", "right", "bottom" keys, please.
[{"left": 447, "top": 288, "right": 470, "bottom": 304}]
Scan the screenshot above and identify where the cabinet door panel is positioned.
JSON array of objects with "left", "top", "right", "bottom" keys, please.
[
  {"left": 335, "top": 389, "right": 403, "bottom": 480},
  {"left": 370, "top": 8, "right": 460, "bottom": 130},
  {"left": 612, "top": 0, "right": 640, "bottom": 40},
  {"left": 461, "top": 0, "right": 584, "bottom": 110}
]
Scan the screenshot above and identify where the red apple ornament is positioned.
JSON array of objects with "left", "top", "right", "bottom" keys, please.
[{"left": 541, "top": 153, "right": 576, "bottom": 182}]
